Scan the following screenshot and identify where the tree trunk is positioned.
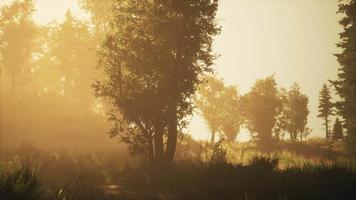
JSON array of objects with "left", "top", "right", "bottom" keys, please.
[
  {"left": 148, "top": 136, "right": 154, "bottom": 163},
  {"left": 165, "top": 57, "right": 179, "bottom": 165},
  {"left": 154, "top": 129, "right": 164, "bottom": 163},
  {"left": 300, "top": 131, "right": 303, "bottom": 141},
  {"left": 165, "top": 98, "right": 177, "bottom": 165},
  {"left": 325, "top": 117, "right": 329, "bottom": 139},
  {"left": 290, "top": 131, "right": 297, "bottom": 141}
]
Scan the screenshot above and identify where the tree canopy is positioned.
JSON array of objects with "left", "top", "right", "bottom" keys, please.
[
  {"left": 285, "top": 83, "right": 310, "bottom": 141},
  {"left": 333, "top": 0, "right": 356, "bottom": 157},
  {"left": 195, "top": 76, "right": 243, "bottom": 143},
  {"left": 241, "top": 76, "right": 282, "bottom": 148},
  {"left": 0, "top": 0, "right": 38, "bottom": 93},
  {"left": 94, "top": 0, "right": 220, "bottom": 165}
]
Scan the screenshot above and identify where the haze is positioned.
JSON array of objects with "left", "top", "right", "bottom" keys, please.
[
  {"left": 0, "top": 0, "right": 342, "bottom": 144},
  {"left": 1, "top": 0, "right": 356, "bottom": 199}
]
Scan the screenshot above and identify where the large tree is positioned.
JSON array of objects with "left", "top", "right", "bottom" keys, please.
[
  {"left": 241, "top": 76, "right": 282, "bottom": 148},
  {"left": 317, "top": 83, "right": 334, "bottom": 139},
  {"left": 95, "top": 0, "right": 220, "bottom": 165},
  {"left": 0, "top": 0, "right": 37, "bottom": 93},
  {"left": 285, "top": 83, "right": 310, "bottom": 141},
  {"left": 195, "top": 76, "right": 242, "bottom": 143},
  {"left": 332, "top": 0, "right": 356, "bottom": 157}
]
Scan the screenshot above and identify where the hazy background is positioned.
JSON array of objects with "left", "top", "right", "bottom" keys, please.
[{"left": 0, "top": 0, "right": 342, "bottom": 142}]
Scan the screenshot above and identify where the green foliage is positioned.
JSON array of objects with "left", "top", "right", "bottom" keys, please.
[
  {"left": 332, "top": 0, "right": 356, "bottom": 158},
  {"left": 195, "top": 75, "right": 243, "bottom": 143},
  {"left": 0, "top": 160, "right": 42, "bottom": 200}
]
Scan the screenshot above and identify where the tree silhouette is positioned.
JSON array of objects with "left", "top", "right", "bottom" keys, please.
[
  {"left": 332, "top": 0, "right": 356, "bottom": 157},
  {"left": 241, "top": 76, "right": 282, "bottom": 148},
  {"left": 94, "top": 0, "right": 220, "bottom": 165},
  {"left": 220, "top": 85, "right": 243, "bottom": 142},
  {"left": 273, "top": 88, "right": 288, "bottom": 140},
  {"left": 0, "top": 0, "right": 37, "bottom": 93},
  {"left": 332, "top": 118, "right": 343, "bottom": 141},
  {"left": 317, "top": 84, "right": 333, "bottom": 139},
  {"left": 47, "top": 10, "right": 96, "bottom": 101},
  {"left": 285, "top": 83, "right": 310, "bottom": 141},
  {"left": 195, "top": 76, "right": 243, "bottom": 143}
]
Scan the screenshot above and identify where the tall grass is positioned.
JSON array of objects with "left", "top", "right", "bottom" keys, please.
[
  {"left": 1, "top": 141, "right": 355, "bottom": 200},
  {"left": 0, "top": 158, "right": 42, "bottom": 200},
  {"left": 120, "top": 153, "right": 356, "bottom": 200}
]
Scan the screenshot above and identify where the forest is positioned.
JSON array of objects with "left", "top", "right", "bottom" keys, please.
[{"left": 0, "top": 0, "right": 356, "bottom": 199}]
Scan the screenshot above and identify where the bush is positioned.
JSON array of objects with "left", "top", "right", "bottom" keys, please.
[
  {"left": 0, "top": 160, "right": 42, "bottom": 200},
  {"left": 249, "top": 154, "right": 279, "bottom": 171}
]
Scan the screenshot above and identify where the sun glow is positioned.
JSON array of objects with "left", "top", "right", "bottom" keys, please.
[
  {"left": 0, "top": 0, "right": 343, "bottom": 143},
  {"left": 0, "top": 0, "right": 88, "bottom": 25}
]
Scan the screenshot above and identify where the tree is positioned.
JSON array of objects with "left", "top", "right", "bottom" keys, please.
[
  {"left": 48, "top": 10, "right": 96, "bottom": 101},
  {"left": 332, "top": 0, "right": 356, "bottom": 157},
  {"left": 0, "top": 0, "right": 37, "bottom": 93},
  {"left": 332, "top": 118, "right": 343, "bottom": 141},
  {"left": 285, "top": 83, "right": 310, "bottom": 141},
  {"left": 317, "top": 84, "right": 333, "bottom": 139},
  {"left": 273, "top": 87, "right": 288, "bottom": 140},
  {"left": 79, "top": 0, "right": 114, "bottom": 36},
  {"left": 195, "top": 76, "right": 224, "bottom": 143},
  {"left": 241, "top": 76, "right": 282, "bottom": 148},
  {"left": 195, "top": 76, "right": 243, "bottom": 143},
  {"left": 220, "top": 85, "right": 243, "bottom": 142},
  {"left": 95, "top": 0, "right": 220, "bottom": 165}
]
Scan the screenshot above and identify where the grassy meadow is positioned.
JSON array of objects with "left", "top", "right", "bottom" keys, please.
[{"left": 1, "top": 139, "right": 356, "bottom": 200}]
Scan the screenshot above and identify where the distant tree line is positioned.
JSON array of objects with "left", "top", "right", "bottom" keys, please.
[{"left": 196, "top": 75, "right": 310, "bottom": 149}]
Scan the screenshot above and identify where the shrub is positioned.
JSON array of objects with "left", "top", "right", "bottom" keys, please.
[
  {"left": 0, "top": 160, "right": 42, "bottom": 200},
  {"left": 249, "top": 154, "right": 279, "bottom": 171}
]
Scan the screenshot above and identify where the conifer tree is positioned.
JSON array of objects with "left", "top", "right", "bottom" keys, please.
[
  {"left": 332, "top": 0, "right": 356, "bottom": 157},
  {"left": 332, "top": 118, "right": 343, "bottom": 141},
  {"left": 317, "top": 84, "right": 333, "bottom": 139}
]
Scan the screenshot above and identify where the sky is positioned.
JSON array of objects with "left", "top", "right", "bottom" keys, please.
[{"left": 0, "top": 0, "right": 343, "bottom": 142}]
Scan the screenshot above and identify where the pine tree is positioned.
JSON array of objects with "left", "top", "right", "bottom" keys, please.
[
  {"left": 317, "top": 84, "right": 333, "bottom": 139},
  {"left": 332, "top": 118, "right": 343, "bottom": 141},
  {"left": 332, "top": 0, "right": 356, "bottom": 157}
]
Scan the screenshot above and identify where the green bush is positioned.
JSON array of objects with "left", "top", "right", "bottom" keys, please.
[{"left": 0, "top": 161, "right": 42, "bottom": 200}]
